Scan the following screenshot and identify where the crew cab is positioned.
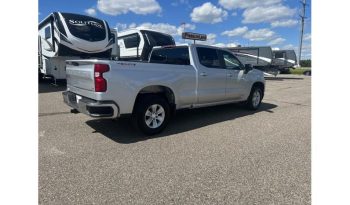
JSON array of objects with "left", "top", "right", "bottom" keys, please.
[{"left": 63, "top": 44, "right": 265, "bottom": 135}]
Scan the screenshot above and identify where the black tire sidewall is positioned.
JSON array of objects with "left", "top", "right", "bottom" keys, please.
[
  {"left": 134, "top": 95, "right": 170, "bottom": 135},
  {"left": 246, "top": 87, "right": 262, "bottom": 110}
]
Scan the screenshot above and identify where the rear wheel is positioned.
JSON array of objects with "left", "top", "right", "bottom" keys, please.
[
  {"left": 245, "top": 86, "right": 263, "bottom": 110},
  {"left": 133, "top": 95, "right": 170, "bottom": 135}
]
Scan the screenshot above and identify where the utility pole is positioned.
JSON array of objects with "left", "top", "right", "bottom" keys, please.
[{"left": 298, "top": 0, "right": 307, "bottom": 66}]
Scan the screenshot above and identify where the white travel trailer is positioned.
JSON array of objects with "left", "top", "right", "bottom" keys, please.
[
  {"left": 117, "top": 28, "right": 175, "bottom": 61},
  {"left": 228, "top": 46, "right": 273, "bottom": 69},
  {"left": 228, "top": 46, "right": 280, "bottom": 76},
  {"left": 38, "top": 12, "right": 114, "bottom": 80}
]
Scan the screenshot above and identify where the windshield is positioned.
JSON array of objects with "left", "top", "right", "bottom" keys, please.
[
  {"left": 61, "top": 13, "right": 106, "bottom": 42},
  {"left": 141, "top": 30, "right": 175, "bottom": 47}
]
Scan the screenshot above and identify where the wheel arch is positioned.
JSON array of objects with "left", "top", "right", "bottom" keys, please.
[
  {"left": 251, "top": 81, "right": 265, "bottom": 98},
  {"left": 133, "top": 85, "right": 176, "bottom": 113}
]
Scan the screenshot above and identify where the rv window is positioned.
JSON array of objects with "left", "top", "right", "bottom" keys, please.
[
  {"left": 123, "top": 34, "right": 140, "bottom": 49},
  {"left": 62, "top": 13, "right": 106, "bottom": 42},
  {"left": 44, "top": 26, "right": 51, "bottom": 40},
  {"left": 196, "top": 47, "right": 221, "bottom": 69},
  {"left": 142, "top": 30, "right": 175, "bottom": 47},
  {"left": 274, "top": 52, "right": 284, "bottom": 59},
  {"left": 219, "top": 51, "right": 243, "bottom": 70},
  {"left": 150, "top": 47, "right": 190, "bottom": 65}
]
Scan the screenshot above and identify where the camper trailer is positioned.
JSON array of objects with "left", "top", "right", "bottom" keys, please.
[
  {"left": 227, "top": 46, "right": 273, "bottom": 70},
  {"left": 117, "top": 28, "right": 175, "bottom": 61},
  {"left": 38, "top": 12, "right": 114, "bottom": 80},
  {"left": 227, "top": 46, "right": 279, "bottom": 75},
  {"left": 271, "top": 50, "right": 297, "bottom": 72}
]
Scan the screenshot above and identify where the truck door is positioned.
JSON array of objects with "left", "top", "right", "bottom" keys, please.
[
  {"left": 196, "top": 47, "right": 227, "bottom": 104},
  {"left": 219, "top": 50, "right": 248, "bottom": 100}
]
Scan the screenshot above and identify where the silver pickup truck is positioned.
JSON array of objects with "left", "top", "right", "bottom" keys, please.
[{"left": 63, "top": 44, "right": 265, "bottom": 135}]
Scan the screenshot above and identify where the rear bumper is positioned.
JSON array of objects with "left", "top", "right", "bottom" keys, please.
[{"left": 63, "top": 91, "right": 119, "bottom": 119}]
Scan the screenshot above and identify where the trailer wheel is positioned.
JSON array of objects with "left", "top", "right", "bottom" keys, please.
[
  {"left": 245, "top": 86, "right": 263, "bottom": 110},
  {"left": 132, "top": 94, "right": 170, "bottom": 135}
]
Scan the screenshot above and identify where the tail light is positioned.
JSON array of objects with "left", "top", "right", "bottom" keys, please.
[{"left": 94, "top": 64, "right": 109, "bottom": 92}]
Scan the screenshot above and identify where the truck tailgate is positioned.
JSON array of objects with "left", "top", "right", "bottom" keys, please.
[{"left": 66, "top": 61, "right": 95, "bottom": 91}]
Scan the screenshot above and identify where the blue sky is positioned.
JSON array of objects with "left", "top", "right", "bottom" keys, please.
[{"left": 39, "top": 0, "right": 311, "bottom": 59}]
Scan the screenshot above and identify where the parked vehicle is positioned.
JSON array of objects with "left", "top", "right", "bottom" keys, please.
[
  {"left": 117, "top": 28, "right": 175, "bottom": 61},
  {"left": 271, "top": 50, "right": 297, "bottom": 73},
  {"left": 38, "top": 12, "right": 114, "bottom": 80},
  {"left": 63, "top": 44, "right": 265, "bottom": 135}
]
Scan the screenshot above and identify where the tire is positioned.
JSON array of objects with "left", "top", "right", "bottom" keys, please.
[
  {"left": 132, "top": 94, "right": 170, "bottom": 135},
  {"left": 245, "top": 86, "right": 263, "bottom": 110}
]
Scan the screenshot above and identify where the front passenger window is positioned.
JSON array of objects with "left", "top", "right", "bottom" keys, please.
[{"left": 221, "top": 51, "right": 243, "bottom": 70}]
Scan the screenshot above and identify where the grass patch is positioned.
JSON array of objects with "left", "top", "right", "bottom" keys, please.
[{"left": 289, "top": 67, "right": 311, "bottom": 75}]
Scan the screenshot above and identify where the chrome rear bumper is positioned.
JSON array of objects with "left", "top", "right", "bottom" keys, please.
[{"left": 63, "top": 91, "right": 119, "bottom": 119}]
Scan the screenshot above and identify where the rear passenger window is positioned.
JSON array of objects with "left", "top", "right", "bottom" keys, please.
[
  {"left": 150, "top": 47, "right": 190, "bottom": 65},
  {"left": 196, "top": 47, "right": 221, "bottom": 68}
]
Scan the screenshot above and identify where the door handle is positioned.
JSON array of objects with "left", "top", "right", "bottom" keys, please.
[
  {"left": 227, "top": 73, "right": 233, "bottom": 77},
  {"left": 200, "top": 72, "right": 207, "bottom": 77}
]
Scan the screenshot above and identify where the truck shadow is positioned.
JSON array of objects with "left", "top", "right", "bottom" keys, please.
[
  {"left": 38, "top": 80, "right": 66, "bottom": 93},
  {"left": 85, "top": 102, "right": 277, "bottom": 144},
  {"left": 265, "top": 77, "right": 304, "bottom": 81}
]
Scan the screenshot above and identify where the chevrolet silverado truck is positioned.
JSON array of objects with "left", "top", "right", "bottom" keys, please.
[{"left": 63, "top": 44, "right": 265, "bottom": 135}]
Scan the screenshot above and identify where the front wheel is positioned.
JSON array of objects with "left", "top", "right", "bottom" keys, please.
[
  {"left": 133, "top": 95, "right": 170, "bottom": 135},
  {"left": 245, "top": 86, "right": 263, "bottom": 110}
]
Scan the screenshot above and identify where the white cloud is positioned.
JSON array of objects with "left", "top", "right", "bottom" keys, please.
[
  {"left": 272, "top": 47, "right": 280, "bottom": 50},
  {"left": 129, "top": 23, "right": 137, "bottom": 28},
  {"left": 221, "top": 26, "right": 248, "bottom": 37},
  {"left": 115, "top": 23, "right": 128, "bottom": 31},
  {"left": 282, "top": 44, "right": 297, "bottom": 50},
  {"left": 271, "top": 19, "right": 298, "bottom": 27},
  {"left": 197, "top": 33, "right": 217, "bottom": 45},
  {"left": 226, "top": 43, "right": 238, "bottom": 47},
  {"left": 85, "top": 8, "right": 97, "bottom": 16},
  {"left": 219, "top": 0, "right": 281, "bottom": 10},
  {"left": 243, "top": 28, "right": 275, "bottom": 41},
  {"left": 116, "top": 22, "right": 196, "bottom": 36},
  {"left": 213, "top": 43, "right": 226, "bottom": 47},
  {"left": 211, "top": 42, "right": 239, "bottom": 48},
  {"left": 190, "top": 2, "right": 228, "bottom": 24},
  {"left": 243, "top": 5, "right": 296, "bottom": 23},
  {"left": 206, "top": 33, "right": 217, "bottom": 44},
  {"left": 304, "top": 33, "right": 311, "bottom": 41},
  {"left": 97, "top": 0, "right": 161, "bottom": 15},
  {"left": 268, "top": 37, "right": 286, "bottom": 45},
  {"left": 171, "top": 0, "right": 191, "bottom": 8}
]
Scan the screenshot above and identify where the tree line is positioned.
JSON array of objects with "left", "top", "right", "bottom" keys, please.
[{"left": 300, "top": 59, "right": 311, "bottom": 67}]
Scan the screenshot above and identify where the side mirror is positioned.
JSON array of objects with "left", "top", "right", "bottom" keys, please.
[{"left": 244, "top": 64, "right": 253, "bottom": 73}]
